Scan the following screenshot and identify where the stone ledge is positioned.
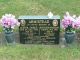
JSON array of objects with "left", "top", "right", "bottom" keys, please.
[{"left": 0, "top": 32, "right": 80, "bottom": 45}]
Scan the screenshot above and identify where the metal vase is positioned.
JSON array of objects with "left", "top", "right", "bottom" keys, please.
[
  {"left": 5, "top": 32, "right": 15, "bottom": 43},
  {"left": 65, "top": 32, "right": 75, "bottom": 44}
]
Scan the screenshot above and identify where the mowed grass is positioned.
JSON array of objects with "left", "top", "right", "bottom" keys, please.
[
  {"left": 0, "top": 0, "right": 80, "bottom": 30},
  {"left": 0, "top": 0, "right": 80, "bottom": 18},
  {"left": 0, "top": 44, "right": 80, "bottom": 60},
  {"left": 0, "top": 0, "right": 80, "bottom": 60}
]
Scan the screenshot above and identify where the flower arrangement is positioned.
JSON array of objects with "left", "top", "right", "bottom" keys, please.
[
  {"left": 0, "top": 14, "right": 20, "bottom": 33},
  {"left": 62, "top": 12, "right": 80, "bottom": 32}
]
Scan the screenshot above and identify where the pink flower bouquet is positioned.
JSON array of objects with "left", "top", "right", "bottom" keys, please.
[
  {"left": 0, "top": 14, "right": 20, "bottom": 33},
  {"left": 62, "top": 12, "right": 80, "bottom": 32}
]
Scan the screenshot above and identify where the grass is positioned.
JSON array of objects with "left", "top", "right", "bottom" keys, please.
[
  {"left": 0, "top": 0, "right": 80, "bottom": 18},
  {"left": 0, "top": 44, "right": 80, "bottom": 60},
  {"left": 0, "top": 0, "right": 80, "bottom": 31},
  {"left": 0, "top": 0, "right": 80, "bottom": 60}
]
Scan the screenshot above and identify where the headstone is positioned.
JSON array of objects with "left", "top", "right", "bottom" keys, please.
[{"left": 18, "top": 16, "right": 60, "bottom": 44}]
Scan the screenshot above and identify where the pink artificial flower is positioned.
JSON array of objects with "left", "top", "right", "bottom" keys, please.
[
  {"left": 73, "top": 16, "right": 80, "bottom": 29},
  {"left": 62, "top": 12, "right": 73, "bottom": 29},
  {"left": 62, "top": 12, "right": 80, "bottom": 31},
  {"left": 0, "top": 14, "right": 20, "bottom": 29}
]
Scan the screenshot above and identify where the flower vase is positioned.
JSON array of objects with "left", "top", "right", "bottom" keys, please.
[
  {"left": 3, "top": 27, "right": 15, "bottom": 44},
  {"left": 65, "top": 32, "right": 75, "bottom": 44},
  {"left": 0, "top": 14, "right": 19, "bottom": 44},
  {"left": 4, "top": 29, "right": 15, "bottom": 44}
]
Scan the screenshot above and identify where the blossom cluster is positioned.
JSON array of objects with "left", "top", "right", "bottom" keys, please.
[
  {"left": 0, "top": 14, "right": 20, "bottom": 29},
  {"left": 62, "top": 12, "right": 80, "bottom": 30}
]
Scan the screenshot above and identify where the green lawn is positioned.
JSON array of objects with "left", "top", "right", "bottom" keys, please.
[
  {"left": 0, "top": 44, "right": 80, "bottom": 60},
  {"left": 0, "top": 0, "right": 80, "bottom": 18},
  {"left": 0, "top": 0, "right": 80, "bottom": 60},
  {"left": 0, "top": 0, "right": 80, "bottom": 30}
]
